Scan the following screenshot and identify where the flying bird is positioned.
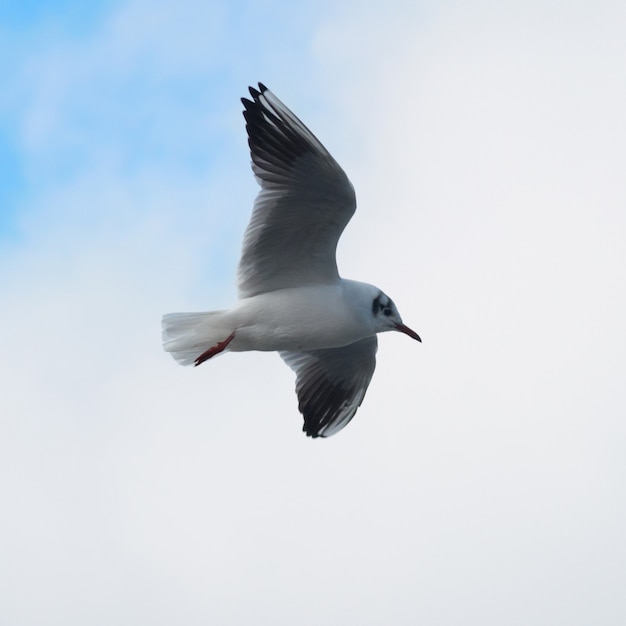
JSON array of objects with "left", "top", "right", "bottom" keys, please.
[{"left": 162, "top": 83, "right": 421, "bottom": 438}]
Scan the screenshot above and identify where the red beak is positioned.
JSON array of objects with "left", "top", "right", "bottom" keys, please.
[{"left": 394, "top": 323, "right": 422, "bottom": 342}]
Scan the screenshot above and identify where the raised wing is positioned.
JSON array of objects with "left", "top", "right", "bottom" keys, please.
[
  {"left": 238, "top": 84, "right": 356, "bottom": 298},
  {"left": 280, "top": 336, "right": 377, "bottom": 438}
]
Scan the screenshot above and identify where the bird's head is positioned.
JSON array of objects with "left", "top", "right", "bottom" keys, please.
[{"left": 371, "top": 291, "right": 421, "bottom": 341}]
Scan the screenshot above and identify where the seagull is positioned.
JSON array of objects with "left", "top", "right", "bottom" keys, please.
[{"left": 162, "top": 83, "right": 421, "bottom": 438}]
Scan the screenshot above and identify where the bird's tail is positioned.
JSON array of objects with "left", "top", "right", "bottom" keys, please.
[{"left": 162, "top": 311, "right": 233, "bottom": 366}]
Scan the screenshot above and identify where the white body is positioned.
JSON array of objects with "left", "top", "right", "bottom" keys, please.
[
  {"left": 228, "top": 280, "right": 379, "bottom": 351},
  {"left": 162, "top": 280, "right": 380, "bottom": 363}
]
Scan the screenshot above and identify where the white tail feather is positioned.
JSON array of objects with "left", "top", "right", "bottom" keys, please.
[{"left": 162, "top": 311, "right": 231, "bottom": 366}]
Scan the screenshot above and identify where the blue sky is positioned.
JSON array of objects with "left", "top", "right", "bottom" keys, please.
[
  {"left": 2, "top": 1, "right": 626, "bottom": 625},
  {"left": 0, "top": 0, "right": 326, "bottom": 244},
  {"left": 0, "top": 1, "right": 112, "bottom": 227}
]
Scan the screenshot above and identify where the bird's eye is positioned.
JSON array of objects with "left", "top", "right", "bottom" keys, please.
[{"left": 383, "top": 307, "right": 392, "bottom": 317}]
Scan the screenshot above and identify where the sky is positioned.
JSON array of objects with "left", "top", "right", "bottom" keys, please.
[{"left": 1, "top": 0, "right": 626, "bottom": 624}]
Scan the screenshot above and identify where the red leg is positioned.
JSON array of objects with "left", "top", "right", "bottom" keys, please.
[{"left": 194, "top": 332, "right": 236, "bottom": 367}]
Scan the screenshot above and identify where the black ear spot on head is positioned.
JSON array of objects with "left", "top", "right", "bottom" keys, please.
[{"left": 372, "top": 295, "right": 382, "bottom": 315}]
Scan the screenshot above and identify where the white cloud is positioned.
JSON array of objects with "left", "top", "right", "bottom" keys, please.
[{"left": 2, "top": 1, "right": 626, "bottom": 624}]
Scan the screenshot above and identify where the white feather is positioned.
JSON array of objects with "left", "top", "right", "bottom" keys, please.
[{"left": 162, "top": 311, "right": 230, "bottom": 366}]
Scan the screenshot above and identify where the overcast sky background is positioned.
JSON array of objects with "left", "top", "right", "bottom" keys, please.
[{"left": 1, "top": 1, "right": 625, "bottom": 624}]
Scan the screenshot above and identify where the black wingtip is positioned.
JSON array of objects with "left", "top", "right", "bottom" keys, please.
[
  {"left": 247, "top": 83, "right": 268, "bottom": 100},
  {"left": 303, "top": 425, "right": 322, "bottom": 439}
]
